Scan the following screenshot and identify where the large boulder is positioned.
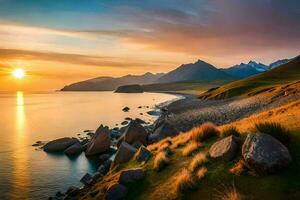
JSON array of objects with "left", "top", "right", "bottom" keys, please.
[
  {"left": 85, "top": 125, "right": 111, "bottom": 156},
  {"left": 64, "top": 142, "right": 83, "bottom": 156},
  {"left": 111, "top": 142, "right": 137, "bottom": 168},
  {"left": 123, "top": 120, "right": 148, "bottom": 146},
  {"left": 135, "top": 146, "right": 152, "bottom": 162},
  {"left": 148, "top": 122, "right": 178, "bottom": 143},
  {"left": 43, "top": 137, "right": 79, "bottom": 152},
  {"left": 118, "top": 168, "right": 145, "bottom": 185},
  {"left": 242, "top": 133, "right": 292, "bottom": 174},
  {"left": 209, "top": 135, "right": 240, "bottom": 161},
  {"left": 105, "top": 184, "right": 128, "bottom": 200}
]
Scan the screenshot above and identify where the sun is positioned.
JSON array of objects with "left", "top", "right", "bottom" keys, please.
[{"left": 12, "top": 68, "right": 25, "bottom": 79}]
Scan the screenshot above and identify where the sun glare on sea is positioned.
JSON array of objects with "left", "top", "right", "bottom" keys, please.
[{"left": 12, "top": 69, "right": 25, "bottom": 79}]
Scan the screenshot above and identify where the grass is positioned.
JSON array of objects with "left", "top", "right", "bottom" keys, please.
[
  {"left": 182, "top": 141, "right": 202, "bottom": 156},
  {"left": 215, "top": 184, "right": 243, "bottom": 200},
  {"left": 220, "top": 126, "right": 240, "bottom": 138},
  {"left": 253, "top": 122, "right": 290, "bottom": 145},
  {"left": 189, "top": 152, "right": 208, "bottom": 172},
  {"left": 229, "top": 160, "right": 247, "bottom": 176},
  {"left": 171, "top": 133, "right": 191, "bottom": 149},
  {"left": 195, "top": 167, "right": 207, "bottom": 180},
  {"left": 190, "top": 122, "right": 219, "bottom": 142},
  {"left": 153, "top": 151, "right": 169, "bottom": 171},
  {"left": 174, "top": 168, "right": 196, "bottom": 194}
]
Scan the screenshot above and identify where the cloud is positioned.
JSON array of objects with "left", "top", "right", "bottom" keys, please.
[{"left": 0, "top": 48, "right": 173, "bottom": 68}]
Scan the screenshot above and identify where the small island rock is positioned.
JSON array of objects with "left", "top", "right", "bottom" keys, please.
[{"left": 43, "top": 137, "right": 79, "bottom": 152}]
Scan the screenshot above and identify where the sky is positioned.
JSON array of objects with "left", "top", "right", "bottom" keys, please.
[{"left": 0, "top": 0, "right": 299, "bottom": 91}]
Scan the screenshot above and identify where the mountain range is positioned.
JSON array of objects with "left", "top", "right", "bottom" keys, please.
[{"left": 61, "top": 57, "right": 292, "bottom": 91}]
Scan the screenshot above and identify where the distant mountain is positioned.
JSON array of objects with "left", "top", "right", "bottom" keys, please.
[
  {"left": 199, "top": 56, "right": 299, "bottom": 100},
  {"left": 222, "top": 61, "right": 269, "bottom": 78},
  {"left": 269, "top": 59, "right": 290, "bottom": 69},
  {"left": 61, "top": 72, "right": 164, "bottom": 91},
  {"left": 223, "top": 59, "right": 291, "bottom": 78},
  {"left": 157, "top": 60, "right": 235, "bottom": 83}
]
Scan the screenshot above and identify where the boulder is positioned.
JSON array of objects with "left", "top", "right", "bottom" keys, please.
[
  {"left": 105, "top": 184, "right": 128, "bottom": 200},
  {"left": 80, "top": 173, "right": 93, "bottom": 186},
  {"left": 118, "top": 168, "right": 145, "bottom": 184},
  {"left": 43, "top": 137, "right": 79, "bottom": 152},
  {"left": 64, "top": 142, "right": 83, "bottom": 156},
  {"left": 98, "top": 159, "right": 112, "bottom": 175},
  {"left": 99, "top": 154, "right": 111, "bottom": 162},
  {"left": 122, "top": 107, "right": 130, "bottom": 112},
  {"left": 135, "top": 118, "right": 146, "bottom": 124},
  {"left": 123, "top": 120, "right": 148, "bottom": 146},
  {"left": 115, "top": 84, "right": 144, "bottom": 93},
  {"left": 209, "top": 135, "right": 240, "bottom": 161},
  {"left": 116, "top": 136, "right": 125, "bottom": 148},
  {"left": 112, "top": 142, "right": 137, "bottom": 168},
  {"left": 65, "top": 186, "right": 80, "bottom": 197},
  {"left": 149, "top": 122, "right": 178, "bottom": 143},
  {"left": 242, "top": 133, "right": 292, "bottom": 174},
  {"left": 135, "top": 146, "right": 152, "bottom": 162},
  {"left": 85, "top": 125, "right": 111, "bottom": 156}
]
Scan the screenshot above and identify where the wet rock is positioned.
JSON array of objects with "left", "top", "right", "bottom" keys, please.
[
  {"left": 66, "top": 186, "right": 80, "bottom": 196},
  {"left": 209, "top": 135, "right": 240, "bottom": 161},
  {"left": 43, "top": 137, "right": 79, "bottom": 152},
  {"left": 135, "top": 118, "right": 146, "bottom": 124},
  {"left": 147, "top": 110, "right": 161, "bottom": 116},
  {"left": 123, "top": 120, "right": 148, "bottom": 146},
  {"left": 85, "top": 125, "right": 111, "bottom": 156},
  {"left": 98, "top": 159, "right": 112, "bottom": 175},
  {"left": 105, "top": 184, "right": 128, "bottom": 200},
  {"left": 242, "top": 133, "right": 292, "bottom": 174},
  {"left": 121, "top": 121, "right": 128, "bottom": 126},
  {"left": 125, "top": 117, "right": 132, "bottom": 121},
  {"left": 99, "top": 153, "right": 111, "bottom": 162},
  {"left": 111, "top": 142, "right": 137, "bottom": 168},
  {"left": 92, "top": 172, "right": 103, "bottom": 182},
  {"left": 64, "top": 142, "right": 83, "bottom": 156},
  {"left": 122, "top": 107, "right": 130, "bottom": 112},
  {"left": 80, "top": 173, "right": 93, "bottom": 186},
  {"left": 135, "top": 146, "right": 152, "bottom": 162},
  {"left": 118, "top": 168, "right": 145, "bottom": 184}
]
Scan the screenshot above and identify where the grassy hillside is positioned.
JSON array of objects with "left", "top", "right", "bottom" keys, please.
[
  {"left": 142, "top": 80, "right": 232, "bottom": 95},
  {"left": 75, "top": 99, "right": 300, "bottom": 200},
  {"left": 199, "top": 56, "right": 300, "bottom": 99}
]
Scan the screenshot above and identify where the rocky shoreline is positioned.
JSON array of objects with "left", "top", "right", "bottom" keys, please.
[{"left": 31, "top": 94, "right": 185, "bottom": 200}]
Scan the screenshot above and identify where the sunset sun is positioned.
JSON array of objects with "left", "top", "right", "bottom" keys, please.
[{"left": 12, "top": 68, "right": 25, "bottom": 79}]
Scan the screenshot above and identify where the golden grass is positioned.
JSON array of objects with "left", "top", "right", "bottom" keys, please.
[
  {"left": 195, "top": 166, "right": 207, "bottom": 180},
  {"left": 153, "top": 151, "right": 169, "bottom": 171},
  {"left": 190, "top": 122, "right": 219, "bottom": 142},
  {"left": 147, "top": 137, "right": 172, "bottom": 152},
  {"left": 189, "top": 152, "right": 207, "bottom": 172},
  {"left": 182, "top": 141, "right": 202, "bottom": 156},
  {"left": 220, "top": 126, "right": 240, "bottom": 138},
  {"left": 171, "top": 132, "right": 191, "bottom": 149},
  {"left": 216, "top": 184, "right": 243, "bottom": 200},
  {"left": 174, "top": 168, "right": 195, "bottom": 194}
]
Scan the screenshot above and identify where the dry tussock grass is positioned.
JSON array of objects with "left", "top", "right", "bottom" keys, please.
[
  {"left": 147, "top": 137, "right": 172, "bottom": 152},
  {"left": 190, "top": 122, "right": 219, "bottom": 142},
  {"left": 153, "top": 151, "right": 169, "bottom": 171},
  {"left": 216, "top": 184, "right": 243, "bottom": 200},
  {"left": 174, "top": 168, "right": 195, "bottom": 194},
  {"left": 189, "top": 152, "right": 207, "bottom": 172},
  {"left": 196, "top": 166, "right": 207, "bottom": 180},
  {"left": 171, "top": 132, "right": 191, "bottom": 149},
  {"left": 182, "top": 141, "right": 202, "bottom": 156}
]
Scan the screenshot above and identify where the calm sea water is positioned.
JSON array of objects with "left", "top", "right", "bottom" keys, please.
[{"left": 0, "top": 91, "right": 179, "bottom": 200}]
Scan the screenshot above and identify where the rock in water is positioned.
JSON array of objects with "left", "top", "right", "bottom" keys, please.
[
  {"left": 114, "top": 84, "right": 144, "bottom": 93},
  {"left": 85, "top": 125, "right": 111, "bottom": 156},
  {"left": 123, "top": 120, "right": 148, "bottom": 146},
  {"left": 135, "top": 146, "right": 152, "bottom": 162},
  {"left": 118, "top": 168, "right": 145, "bottom": 184},
  {"left": 122, "top": 106, "right": 130, "bottom": 112},
  {"left": 64, "top": 142, "right": 83, "bottom": 156},
  {"left": 242, "top": 133, "right": 292, "bottom": 174},
  {"left": 111, "top": 142, "right": 137, "bottom": 168},
  {"left": 43, "top": 137, "right": 79, "bottom": 152},
  {"left": 209, "top": 135, "right": 240, "bottom": 161},
  {"left": 80, "top": 173, "right": 93, "bottom": 186},
  {"left": 105, "top": 184, "right": 128, "bottom": 200}
]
